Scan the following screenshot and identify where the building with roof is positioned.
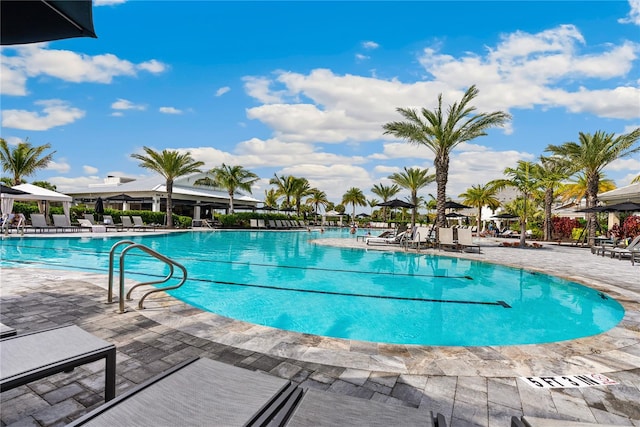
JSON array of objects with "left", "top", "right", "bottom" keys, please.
[{"left": 65, "top": 174, "right": 261, "bottom": 221}]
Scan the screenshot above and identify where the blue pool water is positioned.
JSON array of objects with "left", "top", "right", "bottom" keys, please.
[{"left": 0, "top": 229, "right": 624, "bottom": 346}]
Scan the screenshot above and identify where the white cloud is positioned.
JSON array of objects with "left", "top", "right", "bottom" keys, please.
[
  {"left": 355, "top": 54, "right": 370, "bottom": 61},
  {"left": 111, "top": 98, "right": 146, "bottom": 111},
  {"left": 47, "top": 159, "right": 71, "bottom": 173},
  {"left": 2, "top": 99, "right": 85, "bottom": 130},
  {"left": 216, "top": 86, "right": 231, "bottom": 97},
  {"left": 0, "top": 45, "right": 167, "bottom": 96},
  {"left": 619, "top": 0, "right": 640, "bottom": 25},
  {"left": 362, "top": 41, "right": 379, "bottom": 50},
  {"left": 159, "top": 107, "right": 183, "bottom": 114},
  {"left": 83, "top": 165, "right": 99, "bottom": 174}
]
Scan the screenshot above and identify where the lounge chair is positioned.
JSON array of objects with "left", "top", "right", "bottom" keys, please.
[
  {"left": 120, "top": 216, "right": 137, "bottom": 231},
  {"left": 403, "top": 226, "right": 434, "bottom": 250},
  {"left": 84, "top": 213, "right": 97, "bottom": 225},
  {"left": 0, "top": 322, "right": 16, "bottom": 338},
  {"left": 365, "top": 230, "right": 407, "bottom": 245},
  {"left": 78, "top": 218, "right": 107, "bottom": 233},
  {"left": 102, "top": 215, "right": 123, "bottom": 231},
  {"left": 132, "top": 215, "right": 158, "bottom": 230},
  {"left": 457, "top": 227, "right": 481, "bottom": 253},
  {"left": 1, "top": 324, "right": 116, "bottom": 402},
  {"left": 438, "top": 227, "right": 458, "bottom": 251},
  {"left": 604, "top": 235, "right": 640, "bottom": 260},
  {"left": 67, "top": 357, "right": 297, "bottom": 427},
  {"left": 28, "top": 213, "right": 56, "bottom": 233},
  {"left": 282, "top": 388, "right": 446, "bottom": 426},
  {"left": 52, "top": 214, "right": 79, "bottom": 232}
]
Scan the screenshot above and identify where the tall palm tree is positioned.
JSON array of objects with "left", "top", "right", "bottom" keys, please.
[
  {"left": 458, "top": 183, "right": 500, "bottom": 230},
  {"left": 269, "top": 174, "right": 297, "bottom": 210},
  {"left": 291, "top": 177, "right": 312, "bottom": 216},
  {"left": 341, "top": 187, "right": 367, "bottom": 223},
  {"left": 535, "top": 157, "right": 571, "bottom": 241},
  {"left": 489, "top": 161, "right": 540, "bottom": 248},
  {"left": 631, "top": 175, "right": 640, "bottom": 184},
  {"left": 546, "top": 129, "right": 640, "bottom": 244},
  {"left": 388, "top": 167, "right": 435, "bottom": 228},
  {"left": 196, "top": 163, "right": 259, "bottom": 214},
  {"left": 131, "top": 147, "right": 204, "bottom": 228},
  {"left": 383, "top": 85, "right": 510, "bottom": 228},
  {"left": 305, "top": 188, "right": 329, "bottom": 222},
  {"left": 0, "top": 138, "right": 55, "bottom": 185},
  {"left": 371, "top": 183, "right": 400, "bottom": 222}
]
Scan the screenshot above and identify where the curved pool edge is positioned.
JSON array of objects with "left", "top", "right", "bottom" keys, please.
[{"left": 3, "top": 241, "right": 638, "bottom": 378}]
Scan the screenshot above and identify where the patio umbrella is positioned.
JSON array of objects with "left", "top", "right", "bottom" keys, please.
[
  {"left": 490, "top": 213, "right": 519, "bottom": 220},
  {"left": 377, "top": 199, "right": 415, "bottom": 209},
  {"left": 576, "top": 202, "right": 640, "bottom": 213},
  {"left": 94, "top": 197, "right": 104, "bottom": 221},
  {"left": 444, "top": 200, "right": 471, "bottom": 209},
  {"left": 445, "top": 212, "right": 467, "bottom": 218},
  {"left": 1, "top": 0, "right": 97, "bottom": 45}
]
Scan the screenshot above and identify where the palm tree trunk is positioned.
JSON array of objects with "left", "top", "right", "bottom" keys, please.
[
  {"left": 228, "top": 191, "right": 235, "bottom": 214},
  {"left": 166, "top": 180, "right": 174, "bottom": 228},
  {"left": 519, "top": 194, "right": 527, "bottom": 248},
  {"left": 435, "top": 155, "right": 449, "bottom": 230},
  {"left": 586, "top": 173, "right": 599, "bottom": 246},
  {"left": 544, "top": 188, "right": 553, "bottom": 241}
]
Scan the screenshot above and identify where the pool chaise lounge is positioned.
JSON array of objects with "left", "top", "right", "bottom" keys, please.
[
  {"left": 0, "top": 325, "right": 116, "bottom": 402},
  {"left": 67, "top": 356, "right": 447, "bottom": 426}
]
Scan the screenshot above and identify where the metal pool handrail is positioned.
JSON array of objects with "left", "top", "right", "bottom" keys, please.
[{"left": 107, "top": 240, "right": 188, "bottom": 313}]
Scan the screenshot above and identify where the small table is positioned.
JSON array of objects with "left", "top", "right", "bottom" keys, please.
[{"left": 0, "top": 325, "right": 116, "bottom": 401}]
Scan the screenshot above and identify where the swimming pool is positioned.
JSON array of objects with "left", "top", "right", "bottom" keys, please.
[{"left": 0, "top": 229, "right": 624, "bottom": 346}]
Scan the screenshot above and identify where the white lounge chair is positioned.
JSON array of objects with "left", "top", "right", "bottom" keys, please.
[
  {"left": 365, "top": 231, "right": 406, "bottom": 246},
  {"left": 457, "top": 228, "right": 480, "bottom": 253},
  {"left": 438, "top": 227, "right": 458, "bottom": 251}
]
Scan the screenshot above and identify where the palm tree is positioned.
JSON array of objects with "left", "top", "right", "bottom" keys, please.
[
  {"left": 131, "top": 147, "right": 204, "bottom": 228},
  {"left": 0, "top": 138, "right": 55, "bottom": 185},
  {"left": 305, "top": 188, "right": 329, "bottom": 222},
  {"left": 291, "top": 177, "right": 312, "bottom": 216},
  {"left": 264, "top": 188, "right": 279, "bottom": 208},
  {"left": 269, "top": 174, "right": 297, "bottom": 210},
  {"left": 370, "top": 183, "right": 400, "bottom": 222},
  {"left": 383, "top": 85, "right": 510, "bottom": 229},
  {"left": 558, "top": 172, "right": 616, "bottom": 204},
  {"left": 546, "top": 129, "right": 640, "bottom": 244},
  {"left": 458, "top": 183, "right": 500, "bottom": 230},
  {"left": 489, "top": 161, "right": 540, "bottom": 248},
  {"left": 196, "top": 164, "right": 259, "bottom": 214},
  {"left": 341, "top": 187, "right": 367, "bottom": 223},
  {"left": 631, "top": 175, "right": 640, "bottom": 184},
  {"left": 388, "top": 167, "right": 435, "bottom": 228},
  {"left": 535, "top": 157, "right": 571, "bottom": 241}
]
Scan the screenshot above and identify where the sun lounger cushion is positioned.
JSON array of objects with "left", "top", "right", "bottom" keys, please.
[{"left": 68, "top": 357, "right": 295, "bottom": 427}]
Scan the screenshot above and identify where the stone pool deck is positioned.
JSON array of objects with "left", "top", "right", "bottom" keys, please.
[{"left": 1, "top": 233, "right": 639, "bottom": 426}]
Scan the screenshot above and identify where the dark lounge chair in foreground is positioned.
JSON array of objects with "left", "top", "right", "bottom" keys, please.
[
  {"left": 1, "top": 325, "right": 116, "bottom": 402},
  {"left": 68, "top": 356, "right": 447, "bottom": 426},
  {"left": 67, "top": 357, "right": 297, "bottom": 426}
]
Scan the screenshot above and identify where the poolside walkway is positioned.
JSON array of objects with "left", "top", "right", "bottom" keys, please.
[{"left": 1, "top": 233, "right": 639, "bottom": 426}]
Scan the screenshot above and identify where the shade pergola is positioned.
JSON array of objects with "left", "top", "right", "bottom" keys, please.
[{"left": 1, "top": 183, "right": 73, "bottom": 223}]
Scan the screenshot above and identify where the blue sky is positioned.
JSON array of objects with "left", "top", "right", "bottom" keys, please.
[{"left": 1, "top": 0, "right": 639, "bottom": 205}]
